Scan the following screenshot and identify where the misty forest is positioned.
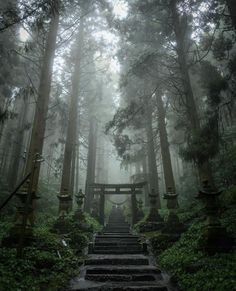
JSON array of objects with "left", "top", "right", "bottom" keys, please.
[{"left": 0, "top": 0, "right": 235, "bottom": 290}]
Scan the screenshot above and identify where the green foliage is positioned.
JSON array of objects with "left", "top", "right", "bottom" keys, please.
[
  {"left": 84, "top": 212, "right": 102, "bottom": 232},
  {"left": 0, "top": 224, "right": 84, "bottom": 291},
  {"left": 180, "top": 118, "right": 219, "bottom": 164},
  {"left": 0, "top": 209, "right": 98, "bottom": 290},
  {"left": 150, "top": 188, "right": 236, "bottom": 291},
  {"left": 199, "top": 61, "right": 228, "bottom": 106},
  {"left": 150, "top": 232, "right": 179, "bottom": 254},
  {"left": 213, "top": 145, "right": 236, "bottom": 187},
  {"left": 159, "top": 223, "right": 236, "bottom": 291}
]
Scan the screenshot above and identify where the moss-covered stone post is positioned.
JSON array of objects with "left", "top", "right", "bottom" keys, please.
[
  {"left": 147, "top": 189, "right": 163, "bottom": 224},
  {"left": 162, "top": 186, "right": 184, "bottom": 235},
  {"left": 131, "top": 187, "right": 138, "bottom": 225},
  {"left": 197, "top": 180, "right": 234, "bottom": 254},
  {"left": 99, "top": 187, "right": 105, "bottom": 226}
]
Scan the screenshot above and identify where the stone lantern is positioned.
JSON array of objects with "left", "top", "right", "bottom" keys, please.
[
  {"left": 137, "top": 198, "right": 144, "bottom": 221},
  {"left": 197, "top": 180, "right": 234, "bottom": 254},
  {"left": 162, "top": 187, "right": 184, "bottom": 235},
  {"left": 145, "top": 189, "right": 164, "bottom": 231},
  {"left": 76, "top": 189, "right": 85, "bottom": 209},
  {"left": 73, "top": 189, "right": 85, "bottom": 220},
  {"left": 58, "top": 189, "right": 72, "bottom": 219}
]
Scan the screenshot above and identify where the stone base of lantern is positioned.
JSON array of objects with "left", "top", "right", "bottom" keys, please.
[
  {"left": 1, "top": 224, "right": 34, "bottom": 248},
  {"left": 199, "top": 224, "right": 234, "bottom": 255},
  {"left": 162, "top": 211, "right": 186, "bottom": 235},
  {"left": 139, "top": 209, "right": 164, "bottom": 232},
  {"left": 73, "top": 209, "right": 85, "bottom": 221},
  {"left": 139, "top": 221, "right": 164, "bottom": 232},
  {"left": 53, "top": 217, "right": 71, "bottom": 234},
  {"left": 146, "top": 207, "right": 163, "bottom": 223}
]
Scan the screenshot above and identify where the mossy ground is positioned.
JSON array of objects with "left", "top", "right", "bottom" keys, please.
[
  {"left": 140, "top": 187, "right": 236, "bottom": 291},
  {"left": 0, "top": 212, "right": 101, "bottom": 291}
]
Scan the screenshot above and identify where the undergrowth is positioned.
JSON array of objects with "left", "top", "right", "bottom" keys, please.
[
  {"left": 147, "top": 187, "right": 236, "bottom": 291},
  {"left": 0, "top": 210, "right": 100, "bottom": 291}
]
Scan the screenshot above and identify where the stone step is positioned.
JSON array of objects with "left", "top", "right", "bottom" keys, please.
[
  {"left": 68, "top": 207, "right": 174, "bottom": 291},
  {"left": 84, "top": 255, "right": 149, "bottom": 266},
  {"left": 85, "top": 274, "right": 157, "bottom": 282},
  {"left": 108, "top": 221, "right": 127, "bottom": 224},
  {"left": 105, "top": 226, "right": 130, "bottom": 229},
  {"left": 105, "top": 224, "right": 130, "bottom": 229},
  {"left": 104, "top": 225, "right": 130, "bottom": 228},
  {"left": 103, "top": 231, "right": 130, "bottom": 234},
  {"left": 103, "top": 229, "right": 130, "bottom": 233},
  {"left": 96, "top": 234, "right": 138, "bottom": 238},
  {"left": 70, "top": 281, "right": 169, "bottom": 291},
  {"left": 96, "top": 234, "right": 137, "bottom": 238},
  {"left": 94, "top": 239, "right": 140, "bottom": 247},
  {"left": 93, "top": 246, "right": 141, "bottom": 251},
  {"left": 108, "top": 219, "right": 126, "bottom": 222},
  {"left": 94, "top": 242, "right": 141, "bottom": 247},
  {"left": 106, "top": 222, "right": 130, "bottom": 226},
  {"left": 92, "top": 249, "right": 143, "bottom": 255},
  {"left": 86, "top": 266, "right": 161, "bottom": 275}
]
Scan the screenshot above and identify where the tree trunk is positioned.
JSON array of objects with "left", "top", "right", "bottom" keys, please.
[
  {"left": 75, "top": 142, "right": 79, "bottom": 194},
  {"left": 84, "top": 118, "right": 98, "bottom": 212},
  {"left": 156, "top": 93, "right": 176, "bottom": 193},
  {"left": 170, "top": 0, "right": 215, "bottom": 188},
  {"left": 141, "top": 155, "right": 149, "bottom": 206},
  {"left": 69, "top": 145, "right": 76, "bottom": 199},
  {"left": 24, "top": 12, "right": 59, "bottom": 192},
  {"left": 145, "top": 102, "right": 161, "bottom": 208},
  {"left": 8, "top": 96, "right": 29, "bottom": 188},
  {"left": 96, "top": 134, "right": 106, "bottom": 183},
  {"left": 59, "top": 18, "right": 84, "bottom": 212}
]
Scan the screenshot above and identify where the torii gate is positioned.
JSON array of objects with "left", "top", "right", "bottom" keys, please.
[{"left": 89, "top": 181, "right": 147, "bottom": 226}]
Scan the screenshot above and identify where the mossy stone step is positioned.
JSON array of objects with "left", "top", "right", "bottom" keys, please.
[
  {"left": 85, "top": 274, "right": 157, "bottom": 282},
  {"left": 86, "top": 266, "right": 162, "bottom": 275},
  {"left": 84, "top": 255, "right": 149, "bottom": 266}
]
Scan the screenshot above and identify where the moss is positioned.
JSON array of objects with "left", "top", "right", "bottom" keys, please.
[
  {"left": 153, "top": 187, "right": 236, "bottom": 290},
  {"left": 0, "top": 211, "right": 95, "bottom": 291}
]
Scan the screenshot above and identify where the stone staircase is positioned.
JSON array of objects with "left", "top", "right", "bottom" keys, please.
[{"left": 69, "top": 206, "right": 176, "bottom": 291}]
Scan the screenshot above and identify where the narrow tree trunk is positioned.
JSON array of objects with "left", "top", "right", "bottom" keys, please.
[
  {"left": 142, "top": 155, "right": 149, "bottom": 206},
  {"left": 59, "top": 18, "right": 84, "bottom": 212},
  {"left": 96, "top": 134, "right": 106, "bottom": 183},
  {"left": 84, "top": 118, "right": 98, "bottom": 212},
  {"left": 69, "top": 145, "right": 76, "bottom": 198},
  {"left": 145, "top": 102, "right": 161, "bottom": 208},
  {"left": 156, "top": 94, "right": 176, "bottom": 193},
  {"left": 24, "top": 12, "right": 59, "bottom": 192},
  {"left": 8, "top": 96, "right": 29, "bottom": 188},
  {"left": 75, "top": 142, "right": 79, "bottom": 194}
]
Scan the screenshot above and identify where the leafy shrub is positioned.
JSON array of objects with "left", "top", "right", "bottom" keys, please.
[
  {"left": 157, "top": 206, "right": 236, "bottom": 291},
  {"left": 0, "top": 224, "right": 84, "bottom": 291},
  {"left": 150, "top": 233, "right": 179, "bottom": 254}
]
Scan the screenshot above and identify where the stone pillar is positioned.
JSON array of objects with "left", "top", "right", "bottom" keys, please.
[
  {"left": 197, "top": 180, "right": 234, "bottom": 255},
  {"left": 162, "top": 187, "right": 184, "bottom": 235},
  {"left": 74, "top": 189, "right": 85, "bottom": 220},
  {"left": 2, "top": 154, "right": 41, "bottom": 257},
  {"left": 147, "top": 189, "right": 163, "bottom": 221},
  {"left": 131, "top": 188, "right": 138, "bottom": 225},
  {"left": 137, "top": 198, "right": 144, "bottom": 222},
  {"left": 58, "top": 190, "right": 72, "bottom": 218},
  {"left": 99, "top": 188, "right": 105, "bottom": 226}
]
